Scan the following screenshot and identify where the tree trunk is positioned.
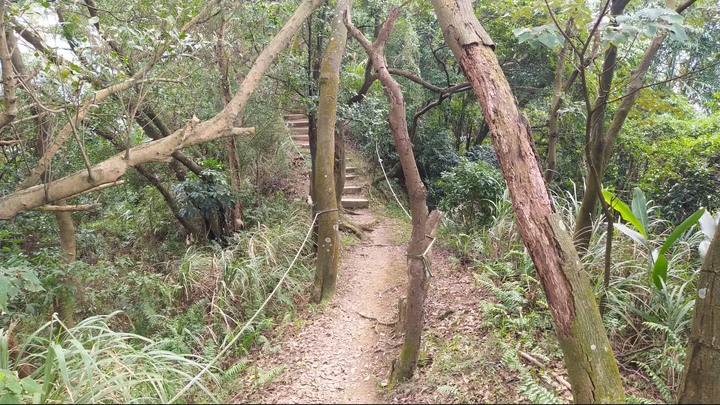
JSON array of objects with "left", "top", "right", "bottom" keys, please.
[
  {"left": 345, "top": 4, "right": 441, "bottom": 385},
  {"left": 677, "top": 224, "right": 720, "bottom": 403},
  {"left": 431, "top": 1, "right": 625, "bottom": 402},
  {"left": 544, "top": 19, "right": 572, "bottom": 184},
  {"left": 312, "top": 0, "right": 350, "bottom": 303},
  {"left": 9, "top": 28, "right": 78, "bottom": 324},
  {"left": 216, "top": 14, "right": 245, "bottom": 233}
]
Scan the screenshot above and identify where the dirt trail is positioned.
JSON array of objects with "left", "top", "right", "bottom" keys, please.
[{"left": 236, "top": 209, "right": 407, "bottom": 404}]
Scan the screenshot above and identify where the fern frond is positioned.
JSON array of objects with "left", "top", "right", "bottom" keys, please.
[{"left": 256, "top": 365, "right": 285, "bottom": 386}]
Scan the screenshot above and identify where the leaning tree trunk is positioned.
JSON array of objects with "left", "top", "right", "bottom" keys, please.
[
  {"left": 345, "top": 4, "right": 442, "bottom": 385},
  {"left": 677, "top": 225, "right": 720, "bottom": 403},
  {"left": 431, "top": 0, "right": 625, "bottom": 402},
  {"left": 0, "top": 0, "right": 322, "bottom": 219},
  {"left": 312, "top": 0, "right": 351, "bottom": 303}
]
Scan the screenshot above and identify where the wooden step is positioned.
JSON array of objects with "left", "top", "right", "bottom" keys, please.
[
  {"left": 297, "top": 142, "right": 310, "bottom": 148},
  {"left": 291, "top": 134, "right": 309, "bottom": 141},
  {"left": 345, "top": 173, "right": 357, "bottom": 180},
  {"left": 343, "top": 185, "right": 362, "bottom": 193},
  {"left": 346, "top": 166, "right": 357, "bottom": 173},
  {"left": 342, "top": 197, "right": 369, "bottom": 209}
]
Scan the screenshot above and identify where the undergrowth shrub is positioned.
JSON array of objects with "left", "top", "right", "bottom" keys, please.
[
  {"left": 435, "top": 157, "right": 505, "bottom": 229},
  {"left": 440, "top": 182, "right": 705, "bottom": 402}
]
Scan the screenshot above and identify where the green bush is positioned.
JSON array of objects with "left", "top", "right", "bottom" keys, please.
[{"left": 436, "top": 157, "right": 506, "bottom": 229}]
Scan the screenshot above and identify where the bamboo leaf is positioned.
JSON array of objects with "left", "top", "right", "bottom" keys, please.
[
  {"left": 603, "top": 190, "right": 646, "bottom": 237},
  {"left": 658, "top": 207, "right": 705, "bottom": 255}
]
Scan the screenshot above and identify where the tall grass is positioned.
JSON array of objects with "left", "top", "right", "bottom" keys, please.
[
  {"left": 0, "top": 312, "right": 217, "bottom": 404},
  {"left": 177, "top": 208, "right": 315, "bottom": 351}
]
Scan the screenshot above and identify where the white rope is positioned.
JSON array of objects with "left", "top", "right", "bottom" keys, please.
[
  {"left": 169, "top": 208, "right": 334, "bottom": 403},
  {"left": 375, "top": 141, "right": 411, "bottom": 219}
]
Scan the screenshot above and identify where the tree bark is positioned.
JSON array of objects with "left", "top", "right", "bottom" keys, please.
[
  {"left": 346, "top": 4, "right": 441, "bottom": 384},
  {"left": 313, "top": 0, "right": 351, "bottom": 303},
  {"left": 431, "top": 1, "right": 625, "bottom": 402},
  {"left": 677, "top": 224, "right": 720, "bottom": 403}
]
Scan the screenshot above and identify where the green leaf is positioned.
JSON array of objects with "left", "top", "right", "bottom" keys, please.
[
  {"left": 651, "top": 250, "right": 668, "bottom": 290},
  {"left": 0, "top": 393, "right": 19, "bottom": 404},
  {"left": 20, "top": 377, "right": 42, "bottom": 394},
  {"left": 669, "top": 24, "right": 688, "bottom": 43},
  {"left": 0, "top": 275, "right": 9, "bottom": 312},
  {"left": 615, "top": 223, "right": 647, "bottom": 247},
  {"left": 603, "top": 190, "right": 646, "bottom": 237},
  {"left": 658, "top": 207, "right": 705, "bottom": 255},
  {"left": 631, "top": 188, "right": 649, "bottom": 238},
  {"left": 4, "top": 375, "right": 21, "bottom": 394},
  {"left": 643, "top": 7, "right": 664, "bottom": 21}
]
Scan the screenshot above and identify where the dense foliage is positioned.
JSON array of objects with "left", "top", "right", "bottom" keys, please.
[{"left": 0, "top": 0, "right": 717, "bottom": 402}]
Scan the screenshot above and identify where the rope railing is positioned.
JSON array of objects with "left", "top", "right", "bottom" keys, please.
[
  {"left": 169, "top": 208, "right": 336, "bottom": 403},
  {"left": 375, "top": 141, "right": 411, "bottom": 219}
]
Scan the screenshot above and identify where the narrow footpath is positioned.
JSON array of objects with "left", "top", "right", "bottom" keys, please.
[
  {"left": 233, "top": 114, "right": 407, "bottom": 403},
  {"left": 238, "top": 209, "right": 407, "bottom": 403}
]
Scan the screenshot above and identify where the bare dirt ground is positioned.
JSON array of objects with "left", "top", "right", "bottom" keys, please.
[{"left": 234, "top": 208, "right": 408, "bottom": 404}]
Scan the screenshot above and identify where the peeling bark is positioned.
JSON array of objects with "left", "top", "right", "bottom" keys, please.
[{"left": 431, "top": 0, "right": 624, "bottom": 402}]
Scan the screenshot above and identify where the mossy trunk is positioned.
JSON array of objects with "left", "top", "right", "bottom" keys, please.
[
  {"left": 312, "top": 0, "right": 350, "bottom": 303},
  {"left": 431, "top": 1, "right": 625, "bottom": 402},
  {"left": 677, "top": 223, "right": 720, "bottom": 403}
]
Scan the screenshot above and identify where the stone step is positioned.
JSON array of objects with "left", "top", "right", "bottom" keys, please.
[
  {"left": 286, "top": 120, "right": 309, "bottom": 128},
  {"left": 343, "top": 185, "right": 362, "bottom": 193},
  {"left": 342, "top": 197, "right": 369, "bottom": 209},
  {"left": 284, "top": 114, "right": 307, "bottom": 121}
]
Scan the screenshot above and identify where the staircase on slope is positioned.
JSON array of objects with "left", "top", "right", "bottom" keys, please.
[{"left": 284, "top": 113, "right": 369, "bottom": 210}]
